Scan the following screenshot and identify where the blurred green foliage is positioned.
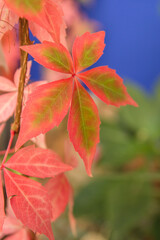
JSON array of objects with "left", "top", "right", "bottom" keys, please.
[{"left": 74, "top": 84, "right": 160, "bottom": 240}]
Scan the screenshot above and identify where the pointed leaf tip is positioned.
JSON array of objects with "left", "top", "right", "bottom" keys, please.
[
  {"left": 72, "top": 31, "right": 105, "bottom": 73},
  {"left": 68, "top": 80, "right": 100, "bottom": 176},
  {"left": 78, "top": 66, "right": 138, "bottom": 107}
]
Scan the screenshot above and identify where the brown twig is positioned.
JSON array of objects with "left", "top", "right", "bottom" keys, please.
[{"left": 11, "top": 18, "right": 32, "bottom": 133}]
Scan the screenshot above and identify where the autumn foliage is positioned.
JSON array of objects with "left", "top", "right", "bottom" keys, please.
[{"left": 0, "top": 0, "right": 137, "bottom": 239}]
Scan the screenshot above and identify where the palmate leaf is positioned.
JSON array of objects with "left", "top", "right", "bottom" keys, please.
[
  {"left": 4, "top": 169, "right": 54, "bottom": 240},
  {"left": 68, "top": 80, "right": 100, "bottom": 176},
  {"left": 72, "top": 31, "right": 105, "bottom": 73},
  {"left": 0, "top": 170, "right": 5, "bottom": 231},
  {"left": 78, "top": 66, "right": 138, "bottom": 107},
  {"left": 15, "top": 78, "right": 73, "bottom": 150},
  {"left": 16, "top": 31, "right": 137, "bottom": 175},
  {"left": 21, "top": 42, "right": 73, "bottom": 74},
  {"left": 5, "top": 145, "right": 73, "bottom": 178}
]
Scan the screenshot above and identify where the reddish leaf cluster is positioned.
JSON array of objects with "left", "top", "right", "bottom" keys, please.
[
  {"left": 0, "top": 145, "right": 74, "bottom": 239},
  {"left": 15, "top": 31, "right": 137, "bottom": 176},
  {"left": 0, "top": 0, "right": 137, "bottom": 239}
]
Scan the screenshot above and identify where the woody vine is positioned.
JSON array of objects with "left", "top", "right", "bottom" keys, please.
[{"left": 0, "top": 0, "right": 137, "bottom": 239}]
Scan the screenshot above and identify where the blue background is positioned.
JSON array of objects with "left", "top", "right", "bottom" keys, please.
[{"left": 81, "top": 0, "right": 160, "bottom": 93}]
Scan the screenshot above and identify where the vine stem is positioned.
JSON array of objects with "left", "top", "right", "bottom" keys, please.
[
  {"left": 11, "top": 18, "right": 31, "bottom": 133},
  {"left": 1, "top": 130, "right": 14, "bottom": 167}
]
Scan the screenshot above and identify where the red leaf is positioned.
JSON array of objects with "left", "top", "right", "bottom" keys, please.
[
  {"left": 68, "top": 80, "right": 100, "bottom": 176},
  {"left": 0, "top": 2, "right": 18, "bottom": 40},
  {"left": 4, "top": 169, "right": 54, "bottom": 240},
  {"left": 4, "top": 0, "right": 65, "bottom": 43},
  {"left": 45, "top": 174, "right": 71, "bottom": 221},
  {"left": 0, "top": 92, "right": 17, "bottom": 122},
  {"left": 78, "top": 66, "right": 138, "bottom": 107},
  {"left": 15, "top": 78, "right": 73, "bottom": 150},
  {"left": 5, "top": 145, "right": 73, "bottom": 178},
  {"left": 40, "top": 0, "right": 66, "bottom": 43},
  {"left": 1, "top": 29, "right": 20, "bottom": 76},
  {"left": 72, "top": 31, "right": 105, "bottom": 73},
  {"left": 0, "top": 76, "right": 16, "bottom": 92},
  {"left": 0, "top": 170, "right": 5, "bottom": 231},
  {"left": 5, "top": 228, "right": 31, "bottom": 240},
  {"left": 4, "top": 0, "right": 44, "bottom": 17},
  {"left": 21, "top": 41, "right": 73, "bottom": 74}
]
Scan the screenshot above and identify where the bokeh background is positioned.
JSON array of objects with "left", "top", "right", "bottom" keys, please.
[{"left": 49, "top": 1, "right": 160, "bottom": 239}]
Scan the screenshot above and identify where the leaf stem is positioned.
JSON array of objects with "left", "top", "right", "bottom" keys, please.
[
  {"left": 11, "top": 18, "right": 31, "bottom": 133},
  {"left": 1, "top": 130, "right": 15, "bottom": 167}
]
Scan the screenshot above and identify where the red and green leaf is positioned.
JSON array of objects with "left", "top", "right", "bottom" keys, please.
[
  {"left": 16, "top": 78, "right": 73, "bottom": 150},
  {"left": 72, "top": 31, "right": 105, "bottom": 73},
  {"left": 21, "top": 42, "right": 73, "bottom": 74},
  {"left": 4, "top": 0, "right": 44, "bottom": 16},
  {"left": 68, "top": 80, "right": 100, "bottom": 176},
  {"left": 78, "top": 66, "right": 138, "bottom": 107},
  {"left": 4, "top": 169, "right": 54, "bottom": 240},
  {"left": 4, "top": 0, "right": 65, "bottom": 43},
  {"left": 40, "top": 0, "right": 66, "bottom": 43},
  {"left": 5, "top": 145, "right": 73, "bottom": 178},
  {"left": 45, "top": 174, "right": 72, "bottom": 221},
  {"left": 0, "top": 170, "right": 5, "bottom": 231}
]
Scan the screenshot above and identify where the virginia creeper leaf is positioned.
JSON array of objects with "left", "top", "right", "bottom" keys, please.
[
  {"left": 72, "top": 31, "right": 105, "bottom": 73},
  {"left": 78, "top": 67, "right": 138, "bottom": 107},
  {"left": 45, "top": 174, "right": 71, "bottom": 221},
  {"left": 5, "top": 145, "right": 73, "bottom": 178},
  {"left": 0, "top": 76, "right": 16, "bottom": 91},
  {"left": 0, "top": 92, "right": 17, "bottom": 122},
  {"left": 0, "top": 199, "right": 23, "bottom": 238},
  {"left": 4, "top": 169, "right": 54, "bottom": 240},
  {"left": 4, "top": 0, "right": 44, "bottom": 16},
  {"left": 5, "top": 0, "right": 65, "bottom": 43},
  {"left": 68, "top": 80, "right": 100, "bottom": 176},
  {"left": 21, "top": 41, "right": 73, "bottom": 74},
  {"left": 16, "top": 78, "right": 73, "bottom": 150},
  {"left": 1, "top": 29, "right": 20, "bottom": 76},
  {"left": 5, "top": 228, "right": 31, "bottom": 240},
  {"left": 40, "top": 0, "right": 65, "bottom": 43},
  {"left": 0, "top": 170, "right": 5, "bottom": 231},
  {"left": 0, "top": 2, "right": 18, "bottom": 40}
]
